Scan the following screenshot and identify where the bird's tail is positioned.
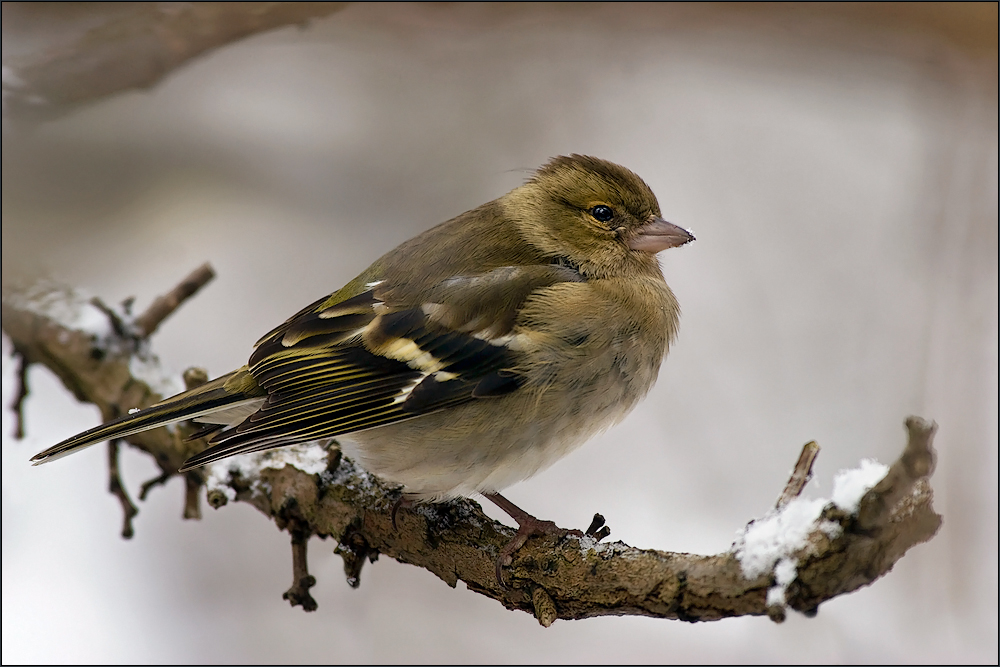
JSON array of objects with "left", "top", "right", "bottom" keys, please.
[{"left": 30, "top": 371, "right": 263, "bottom": 465}]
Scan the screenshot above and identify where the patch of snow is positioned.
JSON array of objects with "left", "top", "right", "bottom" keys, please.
[
  {"left": 326, "top": 455, "right": 376, "bottom": 491},
  {"left": 733, "top": 496, "right": 830, "bottom": 579},
  {"left": 7, "top": 283, "right": 113, "bottom": 341},
  {"left": 577, "top": 536, "right": 640, "bottom": 559},
  {"left": 258, "top": 444, "right": 330, "bottom": 475},
  {"left": 734, "top": 457, "right": 889, "bottom": 603},
  {"left": 128, "top": 354, "right": 184, "bottom": 399},
  {"left": 766, "top": 557, "right": 798, "bottom": 606},
  {"left": 832, "top": 458, "right": 889, "bottom": 513},
  {"left": 215, "top": 442, "right": 329, "bottom": 479},
  {"left": 205, "top": 442, "right": 332, "bottom": 499},
  {"left": 205, "top": 467, "right": 237, "bottom": 502},
  {"left": 774, "top": 557, "right": 797, "bottom": 586}
]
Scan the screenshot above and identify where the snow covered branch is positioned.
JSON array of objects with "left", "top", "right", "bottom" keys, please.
[{"left": 1, "top": 273, "right": 942, "bottom": 625}]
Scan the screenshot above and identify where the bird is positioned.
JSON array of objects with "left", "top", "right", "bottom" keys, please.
[{"left": 32, "top": 154, "right": 694, "bottom": 577}]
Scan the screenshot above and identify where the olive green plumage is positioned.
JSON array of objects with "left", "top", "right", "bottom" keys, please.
[{"left": 32, "top": 155, "right": 693, "bottom": 501}]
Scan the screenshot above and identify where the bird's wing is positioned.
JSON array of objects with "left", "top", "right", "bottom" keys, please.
[{"left": 179, "top": 264, "right": 583, "bottom": 469}]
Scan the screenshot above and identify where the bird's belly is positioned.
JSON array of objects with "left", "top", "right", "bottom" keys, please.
[{"left": 341, "top": 352, "right": 659, "bottom": 500}]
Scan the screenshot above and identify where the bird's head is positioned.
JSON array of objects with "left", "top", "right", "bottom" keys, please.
[{"left": 502, "top": 154, "right": 694, "bottom": 278}]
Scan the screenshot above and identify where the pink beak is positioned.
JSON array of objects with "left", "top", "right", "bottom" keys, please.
[{"left": 628, "top": 217, "right": 695, "bottom": 253}]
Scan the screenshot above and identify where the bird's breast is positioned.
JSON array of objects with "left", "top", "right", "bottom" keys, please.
[{"left": 343, "top": 275, "right": 679, "bottom": 500}]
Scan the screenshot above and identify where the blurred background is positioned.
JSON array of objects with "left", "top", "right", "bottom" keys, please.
[{"left": 2, "top": 2, "right": 996, "bottom": 663}]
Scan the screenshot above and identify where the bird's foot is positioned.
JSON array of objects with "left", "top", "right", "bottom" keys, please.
[
  {"left": 483, "top": 491, "right": 591, "bottom": 588},
  {"left": 495, "top": 515, "right": 583, "bottom": 587}
]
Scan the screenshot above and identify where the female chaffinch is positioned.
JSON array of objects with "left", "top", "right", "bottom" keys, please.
[{"left": 33, "top": 154, "right": 694, "bottom": 567}]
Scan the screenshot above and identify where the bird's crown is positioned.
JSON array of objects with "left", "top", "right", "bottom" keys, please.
[
  {"left": 529, "top": 154, "right": 661, "bottom": 222},
  {"left": 502, "top": 155, "right": 666, "bottom": 278}
]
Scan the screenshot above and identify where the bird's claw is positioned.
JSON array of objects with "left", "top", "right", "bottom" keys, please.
[{"left": 391, "top": 495, "right": 416, "bottom": 531}]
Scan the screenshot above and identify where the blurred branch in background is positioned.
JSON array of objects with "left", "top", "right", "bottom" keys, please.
[
  {"left": 2, "top": 2, "right": 348, "bottom": 125},
  {"left": 1, "top": 271, "right": 941, "bottom": 625},
  {"left": 733, "top": 2, "right": 997, "bottom": 57},
  {"left": 2, "top": 2, "right": 995, "bottom": 129}
]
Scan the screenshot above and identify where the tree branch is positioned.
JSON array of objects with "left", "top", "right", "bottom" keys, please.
[
  {"left": 10, "top": 350, "right": 29, "bottom": 439},
  {"left": 132, "top": 263, "right": 216, "bottom": 339},
  {"left": 107, "top": 438, "right": 138, "bottom": 539},
  {"left": 1, "top": 271, "right": 942, "bottom": 625},
  {"left": 2, "top": 2, "right": 349, "bottom": 125}
]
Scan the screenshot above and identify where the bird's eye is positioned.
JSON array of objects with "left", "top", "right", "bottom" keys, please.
[{"left": 590, "top": 205, "right": 614, "bottom": 223}]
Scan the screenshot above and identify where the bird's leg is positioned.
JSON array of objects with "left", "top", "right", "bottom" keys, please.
[{"left": 483, "top": 492, "right": 584, "bottom": 587}]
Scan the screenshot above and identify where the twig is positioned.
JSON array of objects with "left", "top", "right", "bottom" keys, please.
[
  {"left": 107, "top": 439, "right": 139, "bottom": 539},
  {"left": 2, "top": 267, "right": 221, "bottom": 530},
  {"left": 133, "top": 264, "right": 216, "bottom": 339},
  {"left": 139, "top": 471, "right": 172, "bottom": 501},
  {"left": 334, "top": 520, "right": 379, "bottom": 590},
  {"left": 531, "top": 587, "right": 558, "bottom": 628},
  {"left": 183, "top": 472, "right": 203, "bottom": 520},
  {"left": 10, "top": 351, "right": 29, "bottom": 440},
  {"left": 90, "top": 297, "right": 132, "bottom": 339},
  {"left": 283, "top": 527, "right": 318, "bottom": 612},
  {"left": 775, "top": 441, "right": 820, "bottom": 509},
  {"left": 182, "top": 366, "right": 210, "bottom": 390}
]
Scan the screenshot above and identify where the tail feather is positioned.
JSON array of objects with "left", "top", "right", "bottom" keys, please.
[{"left": 30, "top": 373, "right": 261, "bottom": 465}]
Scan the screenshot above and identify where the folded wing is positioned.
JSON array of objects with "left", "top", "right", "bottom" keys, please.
[{"left": 180, "top": 264, "right": 583, "bottom": 470}]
